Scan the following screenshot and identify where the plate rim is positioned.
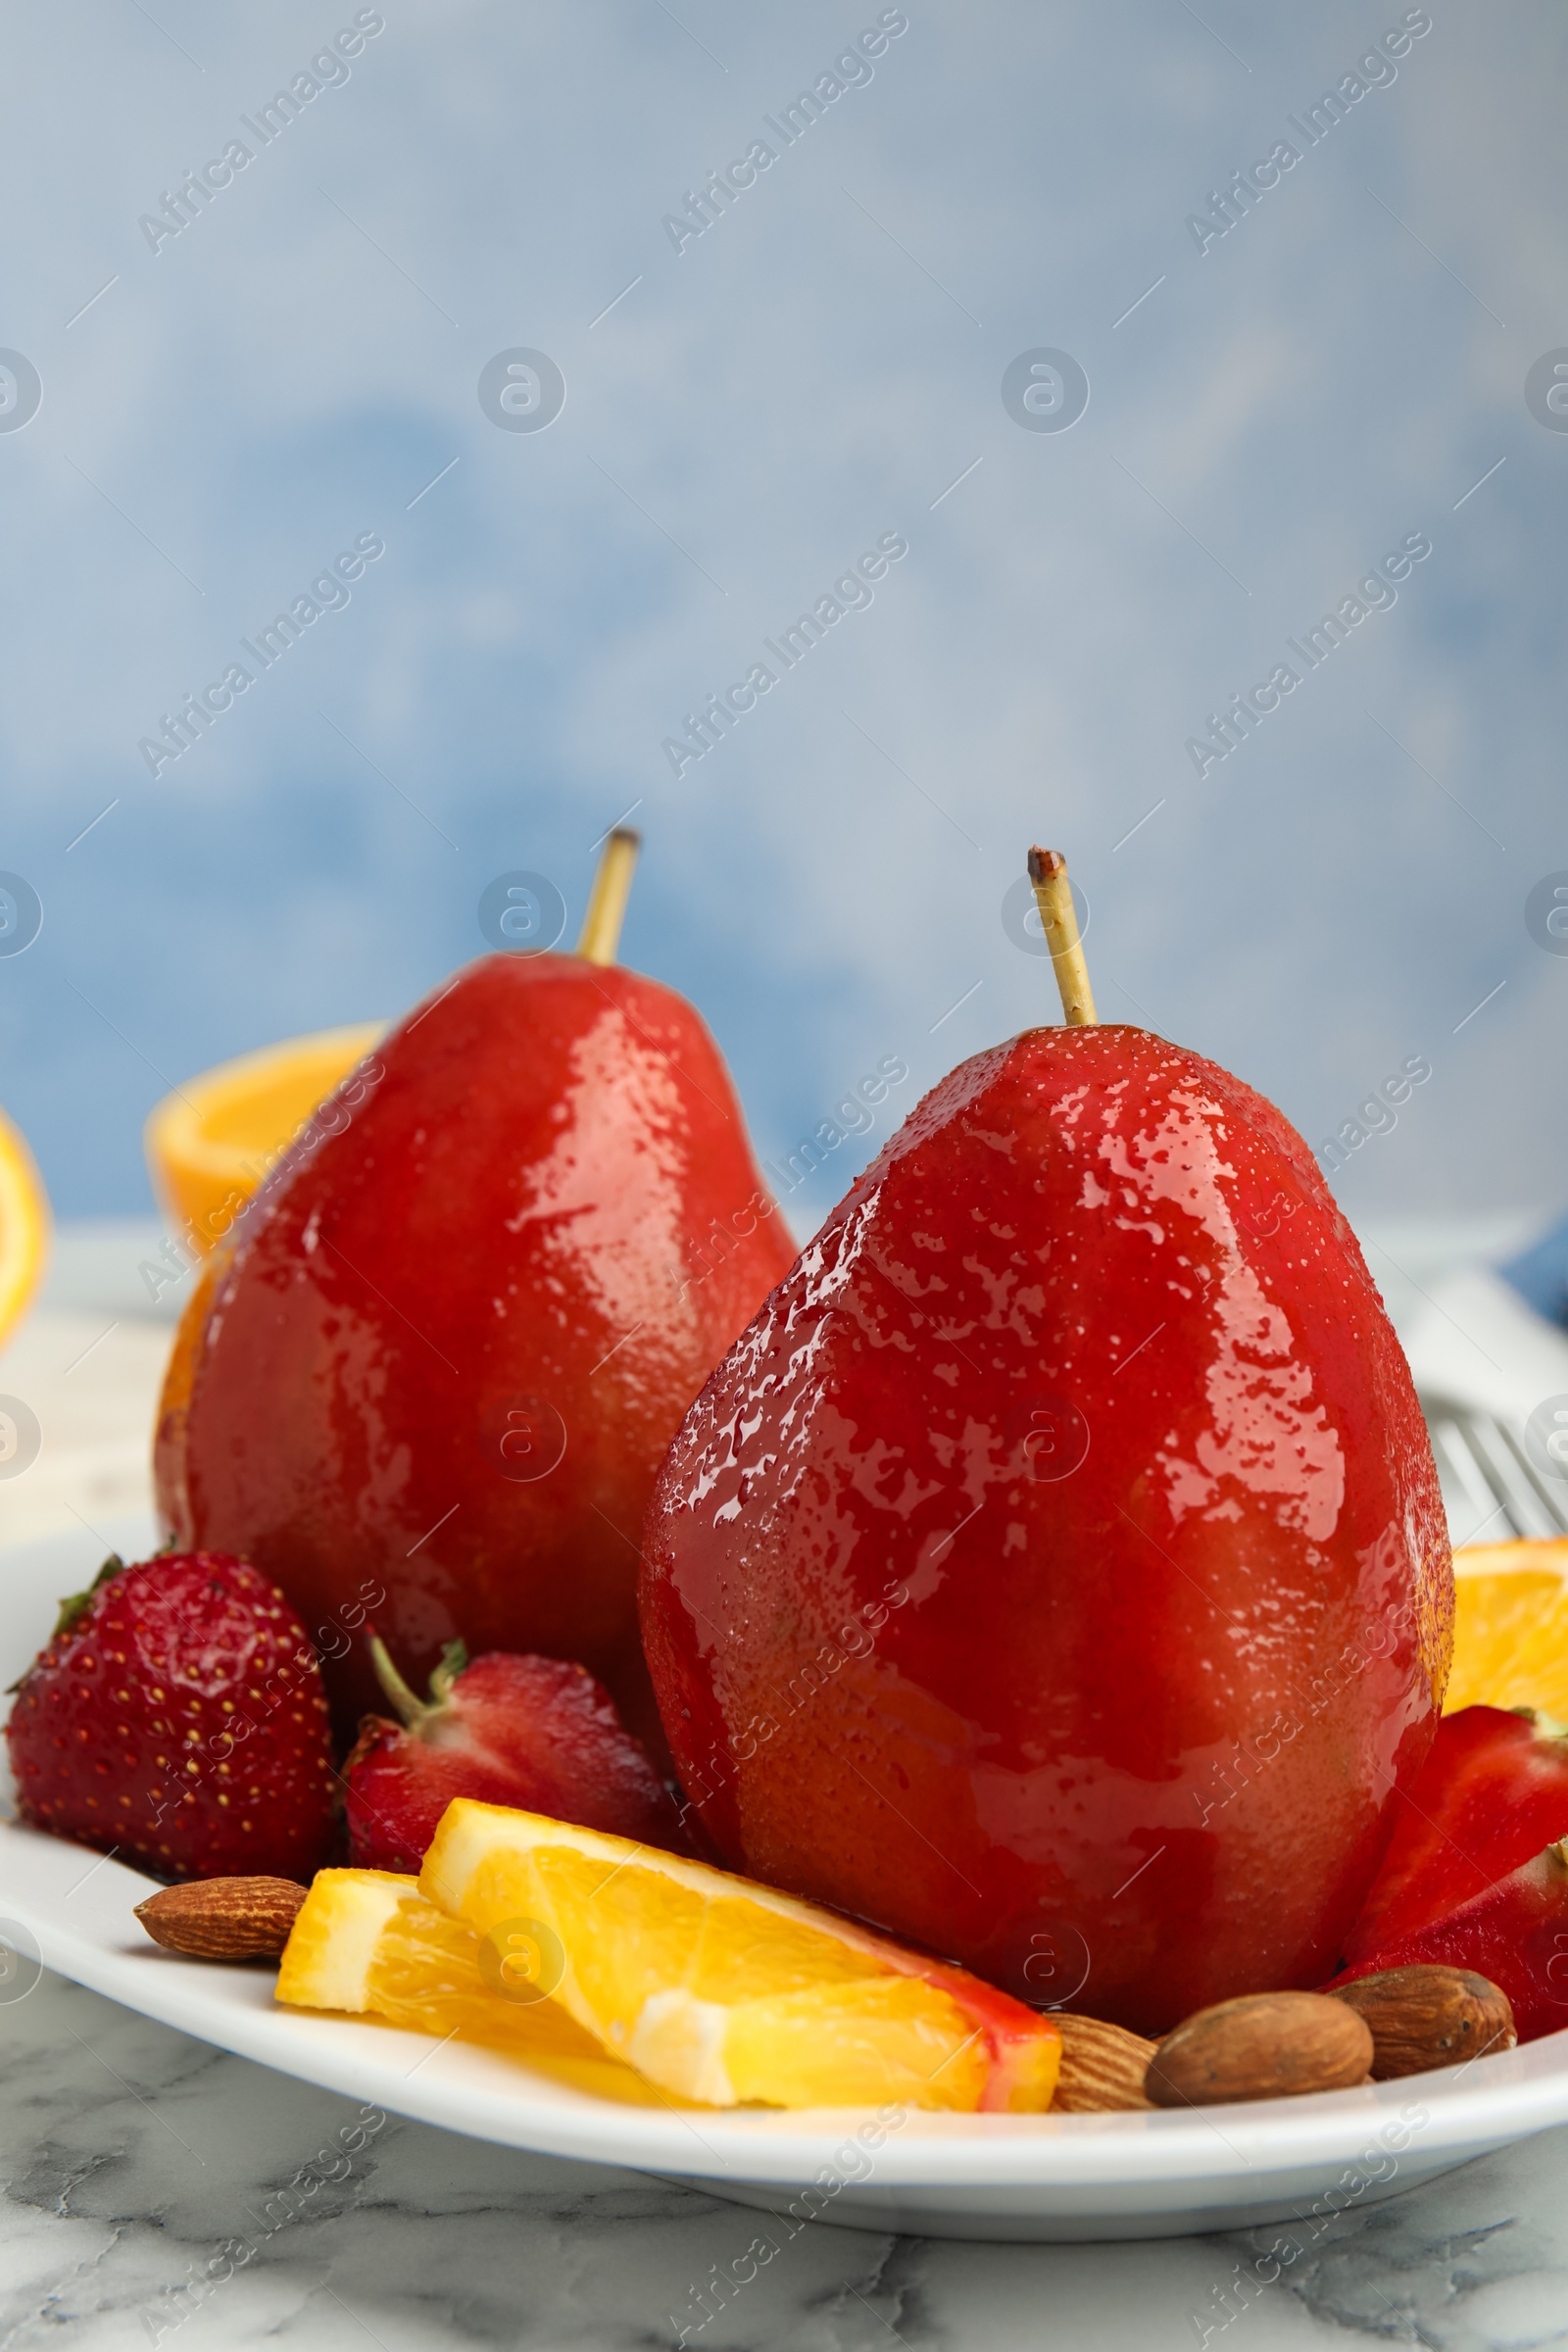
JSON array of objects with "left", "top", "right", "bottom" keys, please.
[{"left": 6, "top": 1824, "right": 1568, "bottom": 2192}]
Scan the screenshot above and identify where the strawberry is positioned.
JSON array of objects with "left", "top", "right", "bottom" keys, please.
[
  {"left": 5, "top": 1550, "right": 337, "bottom": 1883},
  {"left": 1346, "top": 1705, "right": 1568, "bottom": 1957},
  {"left": 1327, "top": 1845, "right": 1568, "bottom": 2044},
  {"left": 1326, "top": 1706, "right": 1568, "bottom": 2043},
  {"left": 344, "top": 1635, "right": 685, "bottom": 1873}
]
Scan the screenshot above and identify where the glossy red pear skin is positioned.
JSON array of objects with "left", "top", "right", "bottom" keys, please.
[
  {"left": 641, "top": 1025, "right": 1452, "bottom": 2037},
  {"left": 158, "top": 954, "right": 795, "bottom": 1748},
  {"left": 1344, "top": 1705, "right": 1568, "bottom": 1960},
  {"left": 1328, "top": 1845, "right": 1568, "bottom": 2044}
]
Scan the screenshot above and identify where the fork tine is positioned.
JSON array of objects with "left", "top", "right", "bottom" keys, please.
[
  {"left": 1492, "top": 1417, "right": 1568, "bottom": 1538},
  {"left": 1457, "top": 1410, "right": 1564, "bottom": 1542},
  {"left": 1427, "top": 1411, "right": 1520, "bottom": 1544}
]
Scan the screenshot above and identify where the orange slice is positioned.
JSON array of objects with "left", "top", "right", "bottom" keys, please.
[
  {"left": 420, "top": 1801, "right": 1060, "bottom": 2111},
  {"left": 274, "top": 1867, "right": 664, "bottom": 2102},
  {"left": 144, "top": 1022, "right": 383, "bottom": 1255},
  {"left": 1448, "top": 1539, "right": 1568, "bottom": 1720},
  {"left": 0, "top": 1106, "right": 48, "bottom": 1349}
]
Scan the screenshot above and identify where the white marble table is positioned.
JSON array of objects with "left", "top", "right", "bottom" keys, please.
[
  {"left": 5, "top": 1968, "right": 1568, "bottom": 2350},
  {"left": 6, "top": 1223, "right": 1568, "bottom": 2348}
]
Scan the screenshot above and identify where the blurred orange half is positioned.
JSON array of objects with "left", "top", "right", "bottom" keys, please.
[
  {"left": 0, "top": 1107, "right": 49, "bottom": 1348},
  {"left": 1448, "top": 1538, "right": 1568, "bottom": 1721},
  {"left": 144, "top": 1022, "right": 383, "bottom": 1256}
]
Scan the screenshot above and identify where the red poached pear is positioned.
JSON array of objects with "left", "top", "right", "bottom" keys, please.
[
  {"left": 345, "top": 1635, "right": 684, "bottom": 1872},
  {"left": 156, "top": 836, "right": 796, "bottom": 1748},
  {"left": 640, "top": 852, "right": 1452, "bottom": 2036}
]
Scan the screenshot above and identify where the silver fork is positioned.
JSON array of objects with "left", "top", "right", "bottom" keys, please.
[{"left": 1420, "top": 1397, "right": 1568, "bottom": 1546}]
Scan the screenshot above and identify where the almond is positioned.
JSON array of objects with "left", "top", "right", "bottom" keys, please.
[
  {"left": 1050, "top": 2012, "right": 1156, "bottom": 2111},
  {"left": 134, "top": 1876, "right": 308, "bottom": 1961},
  {"left": 1146, "top": 1990, "right": 1373, "bottom": 2108},
  {"left": 1328, "top": 1965, "right": 1516, "bottom": 2079}
]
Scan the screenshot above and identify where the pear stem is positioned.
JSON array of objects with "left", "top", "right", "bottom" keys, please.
[
  {"left": 576, "top": 828, "right": 641, "bottom": 964},
  {"left": 1028, "top": 847, "right": 1098, "bottom": 1026}
]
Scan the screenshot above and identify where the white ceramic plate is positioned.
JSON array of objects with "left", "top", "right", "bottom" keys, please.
[{"left": 5, "top": 1514, "right": 1568, "bottom": 2242}]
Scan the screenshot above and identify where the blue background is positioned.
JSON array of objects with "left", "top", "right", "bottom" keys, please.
[{"left": 1, "top": 0, "right": 1563, "bottom": 1243}]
